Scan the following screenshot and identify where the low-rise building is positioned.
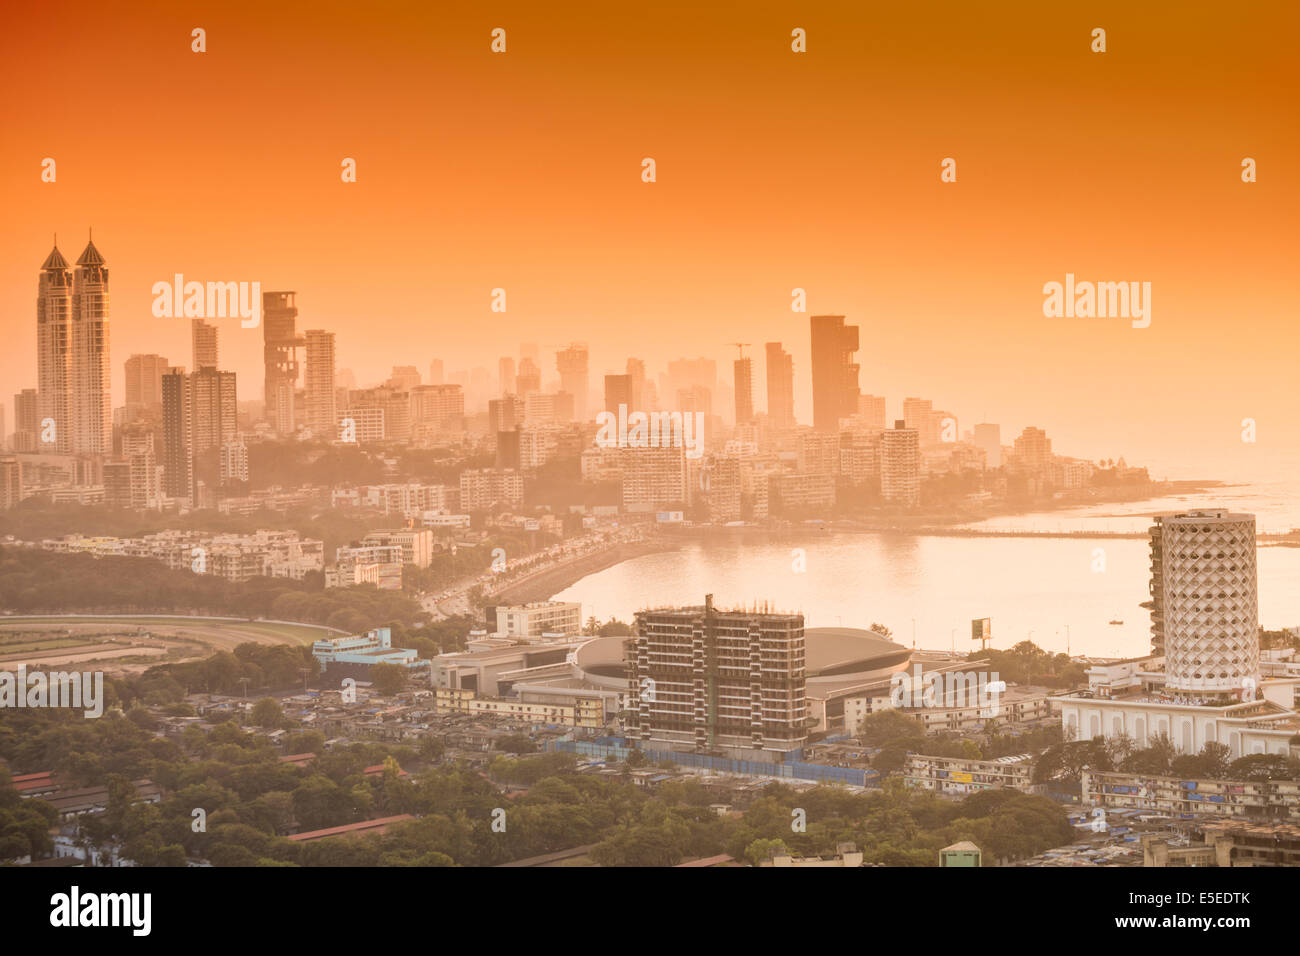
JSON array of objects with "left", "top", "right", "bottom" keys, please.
[
  {"left": 905, "top": 753, "right": 1035, "bottom": 796},
  {"left": 1083, "top": 769, "right": 1300, "bottom": 822}
]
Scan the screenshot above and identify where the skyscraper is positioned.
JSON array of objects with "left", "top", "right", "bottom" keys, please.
[
  {"left": 516, "top": 357, "right": 541, "bottom": 397},
  {"left": 902, "top": 397, "right": 935, "bottom": 443},
  {"left": 765, "top": 342, "right": 794, "bottom": 429},
  {"left": 262, "top": 291, "right": 303, "bottom": 434},
  {"left": 626, "top": 357, "right": 647, "bottom": 410},
  {"left": 498, "top": 357, "right": 516, "bottom": 395},
  {"left": 11, "top": 389, "right": 38, "bottom": 453},
  {"left": 1148, "top": 511, "right": 1259, "bottom": 695},
  {"left": 973, "top": 423, "right": 1001, "bottom": 468},
  {"left": 124, "top": 354, "right": 170, "bottom": 417},
  {"left": 556, "top": 345, "right": 590, "bottom": 422},
  {"left": 858, "top": 394, "right": 887, "bottom": 429},
  {"left": 809, "top": 315, "right": 859, "bottom": 431},
  {"left": 1012, "top": 426, "right": 1052, "bottom": 477},
  {"left": 160, "top": 369, "right": 191, "bottom": 500},
  {"left": 36, "top": 245, "right": 72, "bottom": 454},
  {"left": 304, "top": 330, "right": 337, "bottom": 438},
  {"left": 37, "top": 239, "right": 111, "bottom": 455},
  {"left": 162, "top": 366, "right": 237, "bottom": 503},
  {"left": 881, "top": 420, "right": 920, "bottom": 508},
  {"left": 70, "top": 239, "right": 112, "bottom": 455},
  {"left": 192, "top": 319, "right": 218, "bottom": 370},
  {"left": 733, "top": 356, "right": 754, "bottom": 425},
  {"left": 603, "top": 373, "right": 632, "bottom": 416},
  {"left": 428, "top": 358, "right": 444, "bottom": 385}
]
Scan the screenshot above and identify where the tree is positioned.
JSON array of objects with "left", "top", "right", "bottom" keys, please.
[
  {"left": 859, "top": 710, "right": 925, "bottom": 747},
  {"left": 1170, "top": 742, "right": 1233, "bottom": 780},
  {"left": 1120, "top": 734, "right": 1176, "bottom": 775},
  {"left": 1227, "top": 754, "right": 1300, "bottom": 782},
  {"left": 251, "top": 697, "right": 284, "bottom": 729},
  {"left": 744, "top": 838, "right": 789, "bottom": 865},
  {"left": 369, "top": 664, "right": 408, "bottom": 697}
]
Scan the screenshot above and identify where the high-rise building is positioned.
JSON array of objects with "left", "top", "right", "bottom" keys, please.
[
  {"left": 428, "top": 359, "right": 444, "bottom": 385},
  {"left": 71, "top": 239, "right": 112, "bottom": 455},
  {"left": 603, "top": 374, "right": 632, "bottom": 416},
  {"left": 1148, "top": 511, "right": 1259, "bottom": 695},
  {"left": 699, "top": 455, "right": 742, "bottom": 523},
  {"left": 192, "top": 319, "right": 218, "bottom": 370},
  {"left": 810, "top": 315, "right": 859, "bottom": 431},
  {"left": 972, "top": 423, "right": 1001, "bottom": 468},
  {"left": 124, "top": 354, "right": 170, "bottom": 417},
  {"left": 410, "top": 384, "right": 465, "bottom": 436},
  {"left": 162, "top": 367, "right": 237, "bottom": 503},
  {"left": 621, "top": 445, "right": 687, "bottom": 512},
  {"left": 733, "top": 357, "right": 754, "bottom": 425},
  {"left": 902, "top": 397, "right": 936, "bottom": 444},
  {"left": 488, "top": 395, "right": 524, "bottom": 436},
  {"left": 36, "top": 245, "right": 72, "bottom": 453},
  {"left": 121, "top": 426, "right": 160, "bottom": 511},
  {"left": 498, "top": 357, "right": 516, "bottom": 395},
  {"left": 12, "top": 389, "right": 39, "bottom": 452},
  {"left": 37, "top": 239, "right": 112, "bottom": 455},
  {"left": 387, "top": 366, "right": 421, "bottom": 392},
  {"left": 304, "top": 330, "right": 337, "bottom": 438},
  {"left": 626, "top": 358, "right": 647, "bottom": 410},
  {"left": 516, "top": 357, "right": 541, "bottom": 397},
  {"left": 628, "top": 595, "right": 808, "bottom": 755},
  {"left": 262, "top": 291, "right": 303, "bottom": 434},
  {"left": 190, "top": 368, "right": 238, "bottom": 455},
  {"left": 459, "top": 468, "right": 524, "bottom": 511},
  {"left": 556, "top": 345, "right": 590, "bottom": 422},
  {"left": 0, "top": 458, "right": 21, "bottom": 510},
  {"left": 881, "top": 420, "right": 920, "bottom": 508},
  {"left": 161, "top": 370, "right": 191, "bottom": 499},
  {"left": 765, "top": 343, "right": 794, "bottom": 429},
  {"left": 523, "top": 391, "right": 574, "bottom": 424},
  {"left": 1012, "top": 427, "right": 1052, "bottom": 477},
  {"left": 858, "top": 394, "right": 887, "bottom": 429}
]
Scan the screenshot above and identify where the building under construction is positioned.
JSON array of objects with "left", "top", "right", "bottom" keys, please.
[
  {"left": 262, "top": 291, "right": 305, "bottom": 434},
  {"left": 627, "top": 595, "right": 808, "bottom": 760}
]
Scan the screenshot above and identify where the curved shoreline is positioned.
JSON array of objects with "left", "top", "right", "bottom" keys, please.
[{"left": 491, "top": 540, "right": 681, "bottom": 605}]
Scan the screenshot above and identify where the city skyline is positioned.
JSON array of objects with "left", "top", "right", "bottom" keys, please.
[
  {"left": 3, "top": 4, "right": 1298, "bottom": 481},
  {"left": 10, "top": 238, "right": 1175, "bottom": 487},
  {"left": 1, "top": 1, "right": 1298, "bottom": 886}
]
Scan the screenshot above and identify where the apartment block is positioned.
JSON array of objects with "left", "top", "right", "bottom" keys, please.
[{"left": 627, "top": 595, "right": 808, "bottom": 758}]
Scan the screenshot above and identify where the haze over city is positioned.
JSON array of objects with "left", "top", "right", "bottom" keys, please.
[
  {"left": 3, "top": 0, "right": 1299, "bottom": 914},
  {"left": 3, "top": 2, "right": 1298, "bottom": 480}
]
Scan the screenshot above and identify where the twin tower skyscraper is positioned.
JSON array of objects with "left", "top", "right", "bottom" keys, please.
[{"left": 36, "top": 237, "right": 112, "bottom": 455}]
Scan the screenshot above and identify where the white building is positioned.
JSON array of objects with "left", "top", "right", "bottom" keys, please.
[{"left": 494, "top": 601, "right": 583, "bottom": 641}]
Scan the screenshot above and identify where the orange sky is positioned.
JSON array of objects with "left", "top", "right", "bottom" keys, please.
[{"left": 2, "top": 0, "right": 1297, "bottom": 480}]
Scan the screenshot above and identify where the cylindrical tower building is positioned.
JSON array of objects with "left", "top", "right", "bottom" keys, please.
[{"left": 1148, "top": 510, "right": 1258, "bottom": 696}]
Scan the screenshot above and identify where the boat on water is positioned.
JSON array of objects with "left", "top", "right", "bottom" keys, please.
[{"left": 1108, "top": 618, "right": 1124, "bottom": 626}]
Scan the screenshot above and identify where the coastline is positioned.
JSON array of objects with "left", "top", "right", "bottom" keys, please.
[
  {"left": 489, "top": 539, "right": 682, "bottom": 606},
  {"left": 504, "top": 479, "right": 1266, "bottom": 603}
]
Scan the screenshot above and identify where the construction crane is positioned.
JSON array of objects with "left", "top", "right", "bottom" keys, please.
[{"left": 727, "top": 342, "right": 751, "bottom": 358}]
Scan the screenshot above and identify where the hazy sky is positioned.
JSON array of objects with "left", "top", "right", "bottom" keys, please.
[{"left": 2, "top": 1, "right": 1296, "bottom": 481}]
